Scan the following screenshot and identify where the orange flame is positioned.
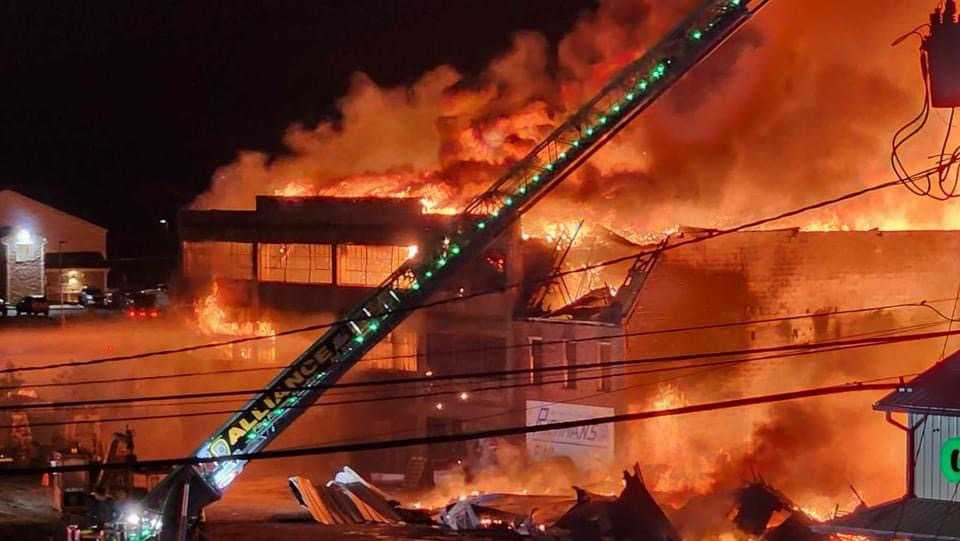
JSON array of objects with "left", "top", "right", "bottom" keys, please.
[{"left": 194, "top": 282, "right": 275, "bottom": 337}]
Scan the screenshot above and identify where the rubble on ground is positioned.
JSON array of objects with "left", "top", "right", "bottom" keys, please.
[
  {"left": 288, "top": 467, "right": 431, "bottom": 526},
  {"left": 731, "top": 479, "right": 825, "bottom": 541},
  {"left": 290, "top": 463, "right": 682, "bottom": 540},
  {"left": 552, "top": 464, "right": 681, "bottom": 541}
]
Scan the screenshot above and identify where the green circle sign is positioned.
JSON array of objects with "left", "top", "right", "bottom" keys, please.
[{"left": 941, "top": 437, "right": 960, "bottom": 483}]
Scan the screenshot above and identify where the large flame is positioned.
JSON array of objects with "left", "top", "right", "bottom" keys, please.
[{"left": 194, "top": 281, "right": 275, "bottom": 337}]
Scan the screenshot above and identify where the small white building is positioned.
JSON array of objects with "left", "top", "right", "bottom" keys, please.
[
  {"left": 0, "top": 190, "right": 108, "bottom": 302},
  {"left": 817, "top": 351, "right": 960, "bottom": 539}
]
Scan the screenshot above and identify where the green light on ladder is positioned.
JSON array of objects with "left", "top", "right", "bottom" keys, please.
[
  {"left": 368, "top": 321, "right": 379, "bottom": 332},
  {"left": 598, "top": 116, "right": 607, "bottom": 124},
  {"left": 354, "top": 334, "right": 364, "bottom": 344},
  {"left": 518, "top": 186, "right": 526, "bottom": 194},
  {"left": 611, "top": 105, "right": 620, "bottom": 113},
  {"left": 477, "top": 221, "right": 486, "bottom": 229},
  {"left": 425, "top": 271, "right": 433, "bottom": 278},
  {"left": 691, "top": 30, "right": 703, "bottom": 40},
  {"left": 585, "top": 127, "right": 594, "bottom": 136},
  {"left": 638, "top": 81, "right": 648, "bottom": 91},
  {"left": 545, "top": 163, "right": 553, "bottom": 171},
  {"left": 436, "top": 257, "right": 447, "bottom": 268},
  {"left": 559, "top": 151, "right": 567, "bottom": 159},
  {"left": 450, "top": 245, "right": 460, "bottom": 255},
  {"left": 411, "top": 281, "right": 420, "bottom": 290},
  {"left": 532, "top": 174, "right": 541, "bottom": 182},
  {"left": 504, "top": 197, "right": 513, "bottom": 206}
]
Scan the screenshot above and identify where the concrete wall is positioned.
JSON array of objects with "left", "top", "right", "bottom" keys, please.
[{"left": 0, "top": 190, "right": 106, "bottom": 256}]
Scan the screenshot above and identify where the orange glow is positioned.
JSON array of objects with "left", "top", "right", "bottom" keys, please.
[
  {"left": 274, "top": 181, "right": 317, "bottom": 197},
  {"left": 194, "top": 281, "right": 276, "bottom": 337}
]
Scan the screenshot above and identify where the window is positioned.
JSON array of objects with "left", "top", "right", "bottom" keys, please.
[
  {"left": 598, "top": 342, "right": 612, "bottom": 391},
  {"left": 183, "top": 241, "right": 253, "bottom": 280},
  {"left": 258, "top": 244, "right": 332, "bottom": 284},
  {"left": 337, "top": 244, "right": 410, "bottom": 287},
  {"left": 529, "top": 338, "right": 544, "bottom": 384},
  {"left": 364, "top": 332, "right": 417, "bottom": 372},
  {"left": 15, "top": 243, "right": 38, "bottom": 262},
  {"left": 564, "top": 341, "right": 577, "bottom": 389}
]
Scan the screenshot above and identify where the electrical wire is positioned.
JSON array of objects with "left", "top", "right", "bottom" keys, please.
[
  {"left": 0, "top": 343, "right": 886, "bottom": 431},
  {"left": 2, "top": 325, "right": 955, "bottom": 413},
  {"left": 0, "top": 380, "right": 902, "bottom": 476},
  {"left": 4, "top": 298, "right": 954, "bottom": 393},
  {"left": 24, "top": 315, "right": 940, "bottom": 419}
]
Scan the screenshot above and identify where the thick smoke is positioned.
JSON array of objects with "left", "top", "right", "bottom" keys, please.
[
  {"left": 184, "top": 0, "right": 958, "bottom": 528},
  {"left": 191, "top": 0, "right": 960, "bottom": 231}
]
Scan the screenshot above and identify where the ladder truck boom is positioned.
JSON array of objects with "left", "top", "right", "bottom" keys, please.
[{"left": 140, "top": 1, "right": 763, "bottom": 538}]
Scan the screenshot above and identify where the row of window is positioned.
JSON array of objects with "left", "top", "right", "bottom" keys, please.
[
  {"left": 529, "top": 338, "right": 614, "bottom": 391},
  {"left": 183, "top": 241, "right": 411, "bottom": 287}
]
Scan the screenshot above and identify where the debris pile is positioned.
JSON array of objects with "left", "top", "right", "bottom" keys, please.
[
  {"left": 289, "top": 463, "right": 682, "bottom": 539},
  {"left": 731, "top": 480, "right": 826, "bottom": 541},
  {"left": 288, "top": 467, "right": 430, "bottom": 526}
]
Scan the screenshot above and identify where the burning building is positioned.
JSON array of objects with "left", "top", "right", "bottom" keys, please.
[{"left": 178, "top": 195, "right": 627, "bottom": 481}]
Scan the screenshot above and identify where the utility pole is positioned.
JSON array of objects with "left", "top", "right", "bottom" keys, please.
[{"left": 58, "top": 240, "right": 65, "bottom": 326}]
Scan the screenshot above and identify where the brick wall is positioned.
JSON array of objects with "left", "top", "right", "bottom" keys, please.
[
  {"left": 2, "top": 236, "right": 45, "bottom": 303},
  {"left": 623, "top": 230, "right": 960, "bottom": 403}
]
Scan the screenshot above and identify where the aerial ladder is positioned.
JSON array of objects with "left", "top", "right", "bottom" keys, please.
[{"left": 116, "top": 1, "right": 766, "bottom": 538}]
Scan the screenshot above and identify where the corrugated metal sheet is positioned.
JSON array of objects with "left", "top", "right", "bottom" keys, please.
[
  {"left": 876, "top": 352, "right": 960, "bottom": 414},
  {"left": 287, "top": 468, "right": 403, "bottom": 526},
  {"left": 915, "top": 415, "right": 960, "bottom": 500},
  {"left": 815, "top": 497, "right": 960, "bottom": 539}
]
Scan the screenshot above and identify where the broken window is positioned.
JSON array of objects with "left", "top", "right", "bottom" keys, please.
[
  {"left": 598, "top": 342, "right": 612, "bottom": 391},
  {"left": 182, "top": 241, "right": 253, "bottom": 280},
  {"left": 258, "top": 243, "right": 332, "bottom": 284},
  {"left": 529, "top": 337, "right": 544, "bottom": 384},
  {"left": 564, "top": 341, "right": 577, "bottom": 389},
  {"left": 363, "top": 332, "right": 417, "bottom": 372},
  {"left": 336, "top": 244, "right": 410, "bottom": 287}
]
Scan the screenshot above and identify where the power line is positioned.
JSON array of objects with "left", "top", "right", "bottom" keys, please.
[
  {"left": 5, "top": 298, "right": 955, "bottom": 393},
  {"left": 34, "top": 317, "right": 937, "bottom": 418},
  {"left": 0, "top": 344, "right": 875, "bottom": 430},
  {"left": 0, "top": 380, "right": 901, "bottom": 476},
  {"left": 2, "top": 325, "right": 953, "bottom": 412},
  {"left": 0, "top": 175, "right": 930, "bottom": 377}
]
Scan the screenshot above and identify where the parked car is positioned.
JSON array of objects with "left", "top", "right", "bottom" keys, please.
[
  {"left": 16, "top": 296, "right": 50, "bottom": 316},
  {"left": 104, "top": 288, "right": 134, "bottom": 310},
  {"left": 78, "top": 287, "right": 106, "bottom": 307},
  {"left": 0, "top": 297, "right": 6, "bottom": 317},
  {"left": 126, "top": 293, "right": 160, "bottom": 319}
]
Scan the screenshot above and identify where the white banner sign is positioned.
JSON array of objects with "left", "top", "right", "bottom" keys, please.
[{"left": 526, "top": 400, "right": 614, "bottom": 471}]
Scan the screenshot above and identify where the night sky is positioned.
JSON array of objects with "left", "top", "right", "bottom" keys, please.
[{"left": 1, "top": 1, "right": 597, "bottom": 258}]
